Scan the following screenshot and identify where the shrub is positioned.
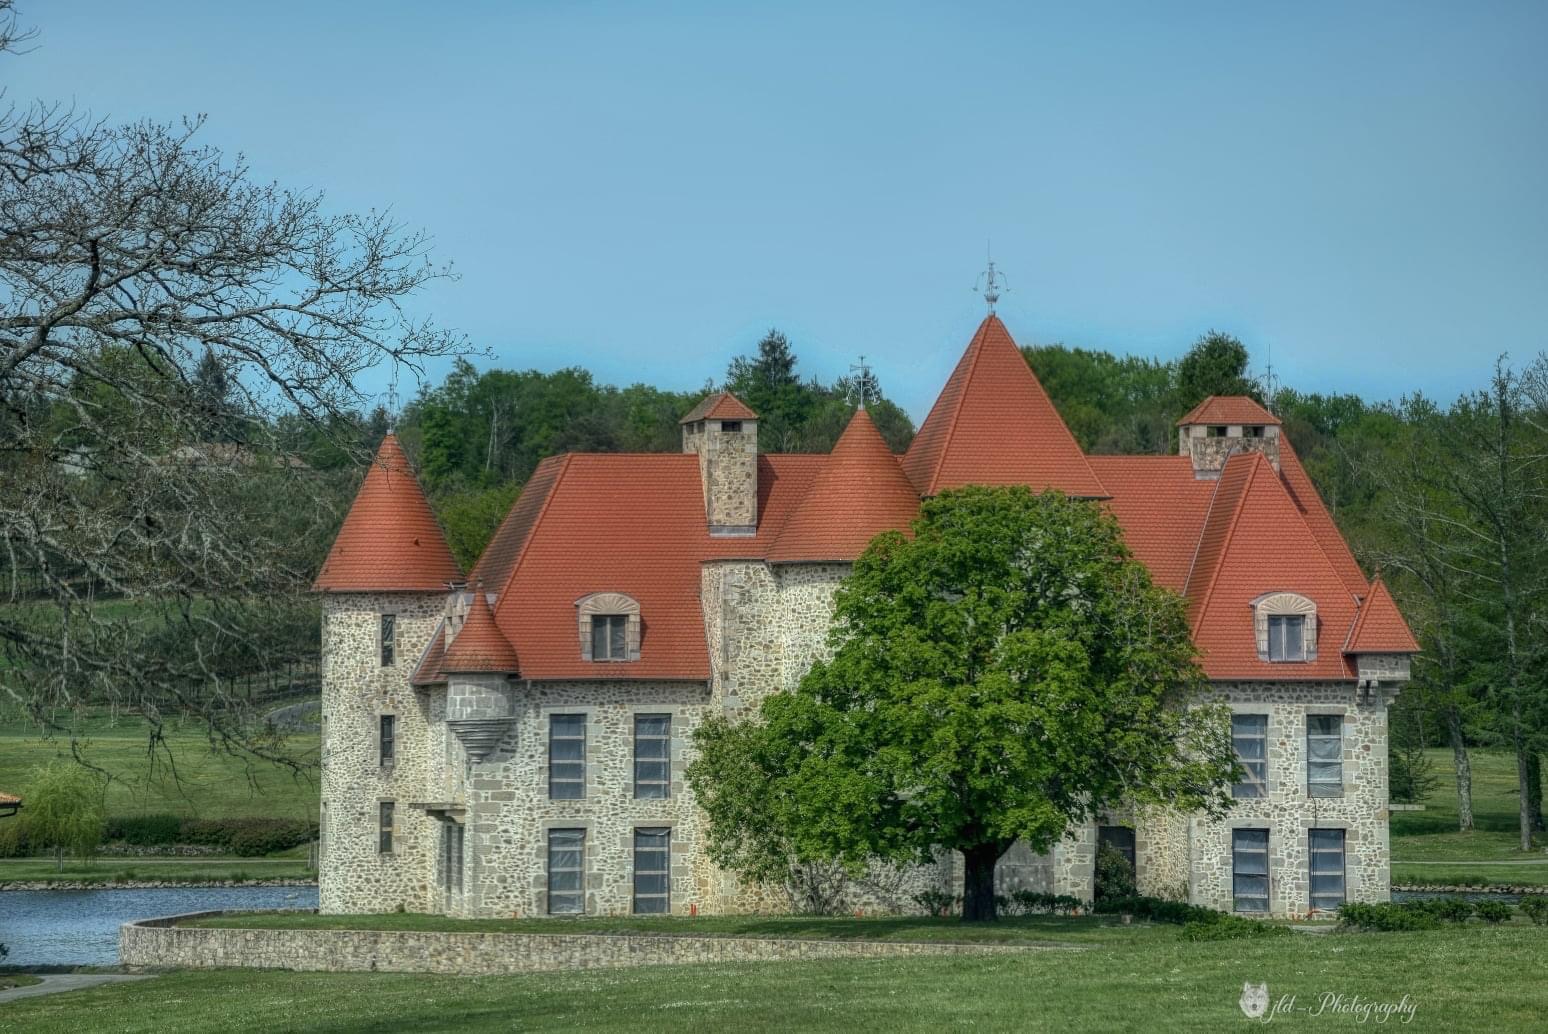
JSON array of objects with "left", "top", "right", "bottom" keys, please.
[
  {"left": 1093, "top": 840, "right": 1136, "bottom": 902},
  {"left": 1519, "top": 896, "right": 1548, "bottom": 926},
  {"left": 177, "top": 818, "right": 317, "bottom": 855},
  {"left": 1007, "top": 890, "right": 1084, "bottom": 916},
  {"left": 913, "top": 888, "right": 955, "bottom": 917},
  {"left": 0, "top": 820, "right": 32, "bottom": 858},
  {"left": 1434, "top": 899, "right": 1475, "bottom": 924},
  {"left": 104, "top": 814, "right": 183, "bottom": 847},
  {"left": 1093, "top": 895, "right": 1223, "bottom": 926},
  {"left": 1337, "top": 902, "right": 1438, "bottom": 932},
  {"left": 1181, "top": 915, "right": 1290, "bottom": 941},
  {"left": 1473, "top": 900, "right": 1513, "bottom": 925}
]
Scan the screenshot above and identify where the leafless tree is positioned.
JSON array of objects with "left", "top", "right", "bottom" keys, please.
[{"left": 0, "top": 2, "right": 466, "bottom": 779}]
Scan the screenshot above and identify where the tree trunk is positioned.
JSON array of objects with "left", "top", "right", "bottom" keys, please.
[
  {"left": 1527, "top": 753, "right": 1544, "bottom": 834},
  {"left": 1445, "top": 707, "right": 1474, "bottom": 832},
  {"left": 1516, "top": 713, "right": 1533, "bottom": 853},
  {"left": 961, "top": 842, "right": 1007, "bottom": 922}
]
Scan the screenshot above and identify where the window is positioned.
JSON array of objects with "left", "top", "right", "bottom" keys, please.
[
  {"left": 1267, "top": 614, "right": 1305, "bottom": 661},
  {"left": 547, "top": 829, "right": 585, "bottom": 914},
  {"left": 1307, "top": 715, "right": 1344, "bottom": 797},
  {"left": 379, "top": 714, "right": 396, "bottom": 766},
  {"left": 1232, "top": 828, "right": 1269, "bottom": 912},
  {"left": 720, "top": 420, "right": 742, "bottom": 433},
  {"left": 441, "top": 821, "right": 464, "bottom": 893},
  {"left": 634, "top": 714, "right": 671, "bottom": 799},
  {"left": 380, "top": 613, "right": 396, "bottom": 667},
  {"left": 1308, "top": 829, "right": 1346, "bottom": 911},
  {"left": 591, "top": 615, "right": 628, "bottom": 661},
  {"left": 1098, "top": 825, "right": 1136, "bottom": 873},
  {"left": 633, "top": 827, "right": 671, "bottom": 914},
  {"left": 549, "top": 715, "right": 586, "bottom": 799},
  {"left": 378, "top": 801, "right": 394, "bottom": 854},
  {"left": 1231, "top": 714, "right": 1268, "bottom": 798},
  {"left": 1244, "top": 425, "right": 1265, "bottom": 438},
  {"left": 1207, "top": 425, "right": 1228, "bottom": 437}
]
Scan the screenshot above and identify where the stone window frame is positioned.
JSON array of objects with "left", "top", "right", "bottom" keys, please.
[
  {"left": 378, "top": 712, "right": 396, "bottom": 769},
  {"left": 547, "top": 712, "right": 588, "bottom": 801},
  {"left": 633, "top": 712, "right": 673, "bottom": 800},
  {"left": 1307, "top": 827, "right": 1346, "bottom": 912},
  {"left": 632, "top": 826, "right": 672, "bottom": 914},
  {"left": 1306, "top": 713, "right": 1345, "bottom": 798},
  {"left": 575, "top": 592, "right": 642, "bottom": 663},
  {"left": 377, "top": 798, "right": 396, "bottom": 855},
  {"left": 1229, "top": 709, "right": 1270, "bottom": 799},
  {"left": 538, "top": 819, "right": 594, "bottom": 916},
  {"left": 379, "top": 611, "right": 398, "bottom": 667},
  {"left": 1251, "top": 592, "right": 1318, "bottom": 662},
  {"left": 1229, "top": 825, "right": 1271, "bottom": 914},
  {"left": 1296, "top": 817, "right": 1362, "bottom": 912}
]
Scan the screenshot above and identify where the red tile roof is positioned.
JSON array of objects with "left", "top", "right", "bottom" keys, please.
[
  {"left": 902, "top": 315, "right": 1109, "bottom": 498},
  {"left": 469, "top": 455, "right": 568, "bottom": 599},
  {"left": 0, "top": 791, "right": 19, "bottom": 806},
  {"left": 1088, "top": 456, "right": 1217, "bottom": 593},
  {"left": 767, "top": 408, "right": 920, "bottom": 563},
  {"left": 1345, "top": 576, "right": 1420, "bottom": 654},
  {"left": 312, "top": 434, "right": 462, "bottom": 593},
  {"left": 1276, "top": 439, "right": 1369, "bottom": 596},
  {"left": 487, "top": 453, "right": 823, "bottom": 680},
  {"left": 1184, "top": 452, "right": 1362, "bottom": 679},
  {"left": 441, "top": 594, "right": 521, "bottom": 673},
  {"left": 1176, "top": 395, "right": 1281, "bottom": 427},
  {"left": 410, "top": 622, "right": 448, "bottom": 686},
  {"left": 680, "top": 392, "right": 758, "bottom": 423}
]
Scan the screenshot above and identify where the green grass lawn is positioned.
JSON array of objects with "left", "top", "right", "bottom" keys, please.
[
  {"left": 4, "top": 926, "right": 1544, "bottom": 1032},
  {"left": 0, "top": 707, "right": 318, "bottom": 821},
  {"left": 0, "top": 974, "right": 42, "bottom": 991},
  {"left": 0, "top": 855, "right": 313, "bottom": 884},
  {"left": 180, "top": 911, "right": 1161, "bottom": 946},
  {"left": 1390, "top": 748, "right": 1546, "bottom": 886}
]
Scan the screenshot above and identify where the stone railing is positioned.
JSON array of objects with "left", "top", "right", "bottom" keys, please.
[{"left": 120, "top": 910, "right": 1057, "bottom": 974}]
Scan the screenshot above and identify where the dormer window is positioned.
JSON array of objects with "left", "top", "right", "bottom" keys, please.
[
  {"left": 1253, "top": 592, "right": 1318, "bottom": 662},
  {"left": 576, "top": 592, "right": 642, "bottom": 662}
]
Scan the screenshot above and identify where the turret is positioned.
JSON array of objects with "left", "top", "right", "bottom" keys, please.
[
  {"left": 680, "top": 391, "right": 759, "bottom": 536},
  {"left": 1176, "top": 396, "right": 1281, "bottom": 479}
]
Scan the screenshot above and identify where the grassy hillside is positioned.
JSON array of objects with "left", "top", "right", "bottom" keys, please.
[
  {"left": 0, "top": 708, "right": 318, "bottom": 822},
  {"left": 1391, "top": 748, "right": 1547, "bottom": 886}
]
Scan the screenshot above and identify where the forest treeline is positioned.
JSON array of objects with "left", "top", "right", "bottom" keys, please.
[{"left": 356, "top": 327, "right": 1546, "bottom": 850}]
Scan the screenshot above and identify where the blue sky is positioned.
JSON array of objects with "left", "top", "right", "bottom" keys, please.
[{"left": 9, "top": 1, "right": 1546, "bottom": 423}]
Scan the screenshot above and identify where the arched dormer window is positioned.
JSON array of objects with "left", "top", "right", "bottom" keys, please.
[
  {"left": 576, "top": 592, "right": 641, "bottom": 662},
  {"left": 1252, "top": 592, "right": 1317, "bottom": 662}
]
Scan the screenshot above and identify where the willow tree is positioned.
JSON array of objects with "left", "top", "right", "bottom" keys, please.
[
  {"left": 0, "top": 2, "right": 464, "bottom": 761},
  {"left": 691, "top": 485, "right": 1237, "bottom": 921}
]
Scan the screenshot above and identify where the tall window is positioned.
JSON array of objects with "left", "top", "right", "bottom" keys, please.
[
  {"left": 634, "top": 714, "right": 671, "bottom": 799},
  {"left": 379, "top": 714, "right": 396, "bottom": 766},
  {"left": 1307, "top": 715, "right": 1343, "bottom": 797},
  {"left": 1231, "top": 714, "right": 1268, "bottom": 798},
  {"left": 380, "top": 613, "right": 396, "bottom": 666},
  {"left": 378, "top": 800, "right": 394, "bottom": 854},
  {"left": 441, "top": 821, "right": 464, "bottom": 893},
  {"left": 1308, "top": 829, "right": 1346, "bottom": 911},
  {"left": 547, "top": 829, "right": 585, "bottom": 914},
  {"left": 1232, "top": 828, "right": 1269, "bottom": 912},
  {"left": 633, "top": 827, "right": 670, "bottom": 914},
  {"left": 591, "top": 615, "right": 628, "bottom": 661},
  {"left": 549, "top": 715, "right": 586, "bottom": 799},
  {"left": 1267, "top": 614, "right": 1305, "bottom": 661}
]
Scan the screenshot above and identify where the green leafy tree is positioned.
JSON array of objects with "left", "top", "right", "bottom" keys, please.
[
  {"left": 690, "top": 486, "right": 1237, "bottom": 921},
  {"left": 23, "top": 762, "right": 106, "bottom": 871},
  {"left": 1176, "top": 331, "right": 1260, "bottom": 411}
]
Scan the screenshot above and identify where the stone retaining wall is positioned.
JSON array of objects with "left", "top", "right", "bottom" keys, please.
[{"left": 119, "top": 911, "right": 1048, "bottom": 975}]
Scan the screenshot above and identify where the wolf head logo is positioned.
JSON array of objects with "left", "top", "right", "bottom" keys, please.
[{"left": 1239, "top": 981, "right": 1269, "bottom": 1020}]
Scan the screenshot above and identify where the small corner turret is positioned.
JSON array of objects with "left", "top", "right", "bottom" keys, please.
[
  {"left": 1176, "top": 396, "right": 1282, "bottom": 479},
  {"left": 680, "top": 391, "right": 759, "bottom": 536}
]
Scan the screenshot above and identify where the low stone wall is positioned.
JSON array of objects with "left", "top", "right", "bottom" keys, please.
[{"left": 120, "top": 911, "right": 1049, "bottom": 975}]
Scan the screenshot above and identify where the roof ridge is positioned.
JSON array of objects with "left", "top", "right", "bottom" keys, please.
[
  {"left": 492, "top": 453, "right": 571, "bottom": 604},
  {"left": 926, "top": 318, "right": 991, "bottom": 496},
  {"left": 1186, "top": 449, "right": 1262, "bottom": 631}
]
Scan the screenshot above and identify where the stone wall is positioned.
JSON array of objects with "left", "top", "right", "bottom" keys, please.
[
  {"left": 120, "top": 912, "right": 1041, "bottom": 975},
  {"left": 1174, "top": 681, "right": 1390, "bottom": 918}
]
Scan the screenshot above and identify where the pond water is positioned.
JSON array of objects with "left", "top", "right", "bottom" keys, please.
[{"left": 0, "top": 885, "right": 318, "bottom": 967}]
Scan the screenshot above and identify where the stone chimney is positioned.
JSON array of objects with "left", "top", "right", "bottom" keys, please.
[
  {"left": 1176, "top": 396, "right": 1281, "bottom": 479},
  {"left": 680, "top": 392, "right": 759, "bottom": 536}
]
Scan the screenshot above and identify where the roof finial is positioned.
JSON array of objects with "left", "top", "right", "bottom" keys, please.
[
  {"left": 849, "top": 355, "right": 874, "bottom": 409},
  {"left": 974, "top": 241, "right": 1007, "bottom": 314}
]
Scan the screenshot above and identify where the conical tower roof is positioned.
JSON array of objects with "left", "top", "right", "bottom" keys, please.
[
  {"left": 1345, "top": 575, "right": 1419, "bottom": 654},
  {"left": 768, "top": 407, "right": 920, "bottom": 563},
  {"left": 902, "top": 315, "right": 1108, "bottom": 498},
  {"left": 312, "top": 434, "right": 462, "bottom": 592},
  {"left": 441, "top": 592, "right": 520, "bottom": 673}
]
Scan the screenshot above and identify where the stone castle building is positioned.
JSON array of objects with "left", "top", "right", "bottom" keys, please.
[{"left": 313, "top": 314, "right": 1418, "bottom": 920}]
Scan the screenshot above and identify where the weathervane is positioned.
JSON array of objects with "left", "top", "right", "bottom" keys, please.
[
  {"left": 974, "top": 243, "right": 1007, "bottom": 313},
  {"left": 849, "top": 355, "right": 873, "bottom": 409}
]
